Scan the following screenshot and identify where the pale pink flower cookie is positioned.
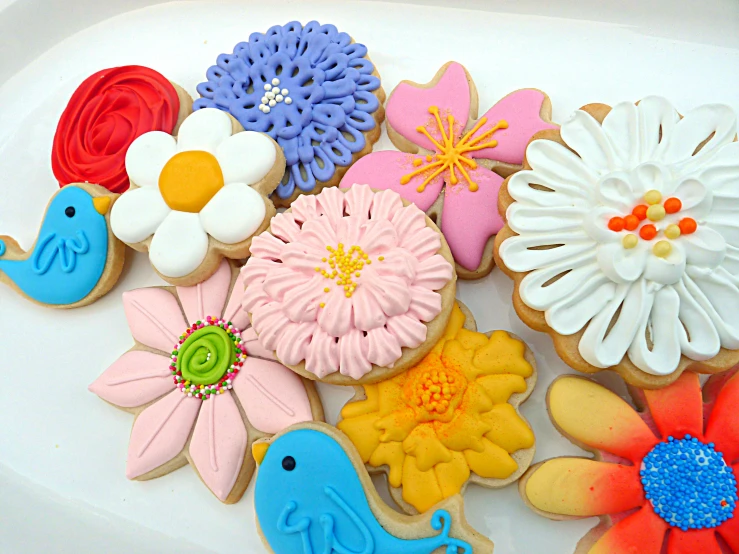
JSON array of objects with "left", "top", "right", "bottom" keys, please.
[
  {"left": 89, "top": 259, "right": 322, "bottom": 504},
  {"left": 341, "top": 61, "right": 557, "bottom": 279},
  {"left": 241, "top": 185, "right": 456, "bottom": 385}
]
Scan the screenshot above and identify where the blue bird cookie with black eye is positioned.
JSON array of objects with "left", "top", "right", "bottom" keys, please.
[
  {"left": 0, "top": 182, "right": 124, "bottom": 308},
  {"left": 251, "top": 422, "right": 493, "bottom": 554},
  {"left": 194, "top": 20, "right": 385, "bottom": 207}
]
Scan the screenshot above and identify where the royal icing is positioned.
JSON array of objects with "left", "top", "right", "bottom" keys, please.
[
  {"left": 500, "top": 97, "right": 739, "bottom": 377},
  {"left": 0, "top": 185, "right": 113, "bottom": 306},
  {"left": 89, "top": 259, "right": 317, "bottom": 503},
  {"left": 254, "top": 425, "right": 483, "bottom": 553},
  {"left": 241, "top": 185, "right": 454, "bottom": 381},
  {"left": 341, "top": 62, "right": 556, "bottom": 271},
  {"left": 110, "top": 108, "right": 281, "bottom": 279},
  {"left": 338, "top": 303, "right": 535, "bottom": 512},
  {"left": 523, "top": 372, "right": 739, "bottom": 553},
  {"left": 194, "top": 20, "right": 383, "bottom": 201},
  {"left": 52, "top": 66, "right": 182, "bottom": 194}
]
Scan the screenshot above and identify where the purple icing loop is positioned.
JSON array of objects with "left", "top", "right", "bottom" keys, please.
[{"left": 195, "top": 21, "right": 381, "bottom": 200}]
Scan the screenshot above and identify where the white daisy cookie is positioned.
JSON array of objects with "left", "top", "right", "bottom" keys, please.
[{"left": 111, "top": 108, "right": 285, "bottom": 285}]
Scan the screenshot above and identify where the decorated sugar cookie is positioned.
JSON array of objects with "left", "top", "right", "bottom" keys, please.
[
  {"left": 89, "top": 259, "right": 322, "bottom": 503},
  {"left": 0, "top": 183, "right": 124, "bottom": 308},
  {"left": 338, "top": 302, "right": 536, "bottom": 514},
  {"left": 341, "top": 61, "right": 556, "bottom": 278},
  {"left": 521, "top": 372, "right": 739, "bottom": 553},
  {"left": 194, "top": 20, "right": 385, "bottom": 206},
  {"left": 252, "top": 422, "right": 493, "bottom": 553},
  {"left": 110, "top": 107, "right": 285, "bottom": 286},
  {"left": 53, "top": 65, "right": 192, "bottom": 193},
  {"left": 495, "top": 97, "right": 739, "bottom": 388},
  {"left": 241, "top": 185, "right": 456, "bottom": 385}
]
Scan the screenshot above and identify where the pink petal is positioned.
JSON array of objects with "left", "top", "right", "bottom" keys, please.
[
  {"left": 252, "top": 302, "right": 290, "bottom": 351},
  {"left": 242, "top": 282, "right": 269, "bottom": 313},
  {"left": 316, "top": 186, "right": 345, "bottom": 221},
  {"left": 188, "top": 391, "right": 247, "bottom": 502},
  {"left": 275, "top": 321, "right": 314, "bottom": 365},
  {"left": 177, "top": 259, "right": 231, "bottom": 324},
  {"left": 351, "top": 285, "right": 386, "bottom": 331},
  {"left": 281, "top": 242, "right": 327, "bottom": 272},
  {"left": 408, "top": 286, "right": 442, "bottom": 322},
  {"left": 386, "top": 313, "right": 427, "bottom": 349},
  {"left": 339, "top": 328, "right": 372, "bottom": 380},
  {"left": 441, "top": 166, "right": 505, "bottom": 270},
  {"left": 249, "top": 232, "right": 286, "bottom": 260},
  {"left": 305, "top": 327, "right": 339, "bottom": 377},
  {"left": 336, "top": 215, "right": 365, "bottom": 247},
  {"left": 363, "top": 273, "right": 412, "bottom": 317},
  {"left": 299, "top": 215, "right": 339, "bottom": 249},
  {"left": 123, "top": 288, "right": 187, "bottom": 353},
  {"left": 399, "top": 226, "right": 442, "bottom": 262},
  {"left": 233, "top": 357, "right": 313, "bottom": 434},
  {"left": 386, "top": 62, "right": 471, "bottom": 152},
  {"left": 412, "top": 254, "right": 454, "bottom": 290},
  {"left": 373, "top": 247, "right": 417, "bottom": 282},
  {"left": 359, "top": 219, "right": 397, "bottom": 254},
  {"left": 89, "top": 350, "right": 173, "bottom": 409},
  {"left": 341, "top": 151, "right": 443, "bottom": 212},
  {"left": 241, "top": 256, "right": 281, "bottom": 284},
  {"left": 270, "top": 212, "right": 301, "bottom": 242},
  {"left": 370, "top": 189, "right": 405, "bottom": 221},
  {"left": 222, "top": 271, "right": 250, "bottom": 330},
  {"left": 470, "top": 89, "right": 557, "bottom": 165},
  {"left": 343, "top": 184, "right": 374, "bottom": 219},
  {"left": 262, "top": 265, "right": 310, "bottom": 302},
  {"left": 126, "top": 390, "right": 201, "bottom": 479},
  {"left": 291, "top": 194, "right": 320, "bottom": 223},
  {"left": 242, "top": 327, "right": 277, "bottom": 360},
  {"left": 281, "top": 275, "right": 325, "bottom": 323},
  {"left": 366, "top": 326, "right": 402, "bottom": 367},
  {"left": 317, "top": 289, "right": 353, "bottom": 337}
]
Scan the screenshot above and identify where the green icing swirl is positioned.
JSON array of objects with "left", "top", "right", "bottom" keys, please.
[{"left": 177, "top": 326, "right": 235, "bottom": 385}]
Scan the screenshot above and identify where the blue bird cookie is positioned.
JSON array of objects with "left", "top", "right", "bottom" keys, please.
[
  {"left": 252, "top": 422, "right": 493, "bottom": 554},
  {"left": 0, "top": 183, "right": 125, "bottom": 308}
]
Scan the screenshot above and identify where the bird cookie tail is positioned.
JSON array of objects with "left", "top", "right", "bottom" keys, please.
[{"left": 430, "top": 510, "right": 473, "bottom": 554}]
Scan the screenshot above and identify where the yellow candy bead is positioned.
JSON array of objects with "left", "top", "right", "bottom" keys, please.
[
  {"left": 644, "top": 189, "right": 663, "bottom": 205},
  {"left": 653, "top": 240, "right": 672, "bottom": 258},
  {"left": 647, "top": 204, "right": 666, "bottom": 222},
  {"left": 665, "top": 224, "right": 681, "bottom": 239},
  {"left": 622, "top": 234, "right": 638, "bottom": 249}
]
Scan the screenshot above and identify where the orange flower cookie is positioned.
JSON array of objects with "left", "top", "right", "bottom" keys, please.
[{"left": 338, "top": 302, "right": 536, "bottom": 513}]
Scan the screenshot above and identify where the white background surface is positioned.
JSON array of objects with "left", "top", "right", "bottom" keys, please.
[{"left": 1, "top": 1, "right": 738, "bottom": 552}]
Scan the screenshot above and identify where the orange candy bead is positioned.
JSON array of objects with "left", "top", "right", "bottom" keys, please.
[
  {"left": 608, "top": 217, "right": 625, "bottom": 232},
  {"left": 632, "top": 205, "right": 648, "bottom": 221},
  {"left": 640, "top": 224, "right": 657, "bottom": 240},
  {"left": 664, "top": 197, "right": 682, "bottom": 214},
  {"left": 624, "top": 215, "right": 640, "bottom": 231},
  {"left": 679, "top": 218, "right": 697, "bottom": 234}
]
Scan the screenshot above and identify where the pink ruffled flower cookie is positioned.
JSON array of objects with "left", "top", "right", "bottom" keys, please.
[
  {"left": 89, "top": 259, "right": 322, "bottom": 503},
  {"left": 341, "top": 61, "right": 557, "bottom": 278},
  {"left": 241, "top": 185, "right": 456, "bottom": 385}
]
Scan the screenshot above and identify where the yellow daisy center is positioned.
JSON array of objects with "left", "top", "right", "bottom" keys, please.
[
  {"left": 159, "top": 151, "right": 224, "bottom": 212},
  {"left": 315, "top": 243, "right": 374, "bottom": 299}
]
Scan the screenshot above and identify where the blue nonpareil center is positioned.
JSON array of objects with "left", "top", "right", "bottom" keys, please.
[{"left": 641, "top": 435, "right": 737, "bottom": 531}]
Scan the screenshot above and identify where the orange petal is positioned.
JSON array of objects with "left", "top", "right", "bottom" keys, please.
[
  {"left": 368, "top": 441, "right": 405, "bottom": 487},
  {"left": 588, "top": 505, "right": 668, "bottom": 554},
  {"left": 472, "top": 331, "right": 533, "bottom": 378},
  {"left": 402, "top": 425, "right": 453, "bottom": 471},
  {"left": 375, "top": 407, "right": 419, "bottom": 443},
  {"left": 524, "top": 458, "right": 644, "bottom": 517},
  {"left": 441, "top": 339, "right": 474, "bottom": 374},
  {"left": 666, "top": 528, "right": 721, "bottom": 554},
  {"left": 376, "top": 379, "right": 408, "bottom": 416},
  {"left": 643, "top": 371, "right": 703, "bottom": 439},
  {"left": 434, "top": 451, "right": 471, "bottom": 498},
  {"left": 463, "top": 438, "right": 518, "bottom": 479},
  {"left": 437, "top": 411, "right": 490, "bottom": 452},
  {"left": 476, "top": 374, "right": 527, "bottom": 404},
  {"left": 716, "top": 481, "right": 739, "bottom": 554},
  {"left": 482, "top": 404, "right": 534, "bottom": 453},
  {"left": 443, "top": 302, "right": 467, "bottom": 340},
  {"left": 705, "top": 371, "right": 739, "bottom": 462},
  {"left": 549, "top": 377, "right": 657, "bottom": 462},
  {"left": 402, "top": 455, "right": 444, "bottom": 512},
  {"left": 456, "top": 328, "right": 489, "bottom": 350},
  {"left": 336, "top": 411, "right": 381, "bottom": 462}
]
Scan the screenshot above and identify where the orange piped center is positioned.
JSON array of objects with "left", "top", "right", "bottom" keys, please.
[
  {"left": 159, "top": 151, "right": 224, "bottom": 212},
  {"left": 406, "top": 360, "right": 468, "bottom": 423},
  {"left": 400, "top": 106, "right": 507, "bottom": 193}
]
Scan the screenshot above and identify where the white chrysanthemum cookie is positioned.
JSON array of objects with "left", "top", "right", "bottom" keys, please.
[
  {"left": 111, "top": 108, "right": 285, "bottom": 285},
  {"left": 495, "top": 97, "right": 739, "bottom": 388}
]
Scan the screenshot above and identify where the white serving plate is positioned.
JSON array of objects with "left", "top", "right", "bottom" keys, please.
[{"left": 1, "top": 1, "right": 738, "bottom": 552}]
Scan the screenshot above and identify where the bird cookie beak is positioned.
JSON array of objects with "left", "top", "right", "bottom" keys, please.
[
  {"left": 93, "top": 196, "right": 111, "bottom": 215},
  {"left": 252, "top": 442, "right": 270, "bottom": 466}
]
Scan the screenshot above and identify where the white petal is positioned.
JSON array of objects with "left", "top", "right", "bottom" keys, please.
[
  {"left": 149, "top": 211, "right": 209, "bottom": 278},
  {"left": 663, "top": 103, "right": 737, "bottom": 171},
  {"left": 525, "top": 139, "right": 599, "bottom": 193},
  {"left": 602, "top": 101, "right": 639, "bottom": 168},
  {"left": 596, "top": 241, "right": 648, "bottom": 284},
  {"left": 498, "top": 230, "right": 595, "bottom": 273},
  {"left": 629, "top": 162, "right": 673, "bottom": 197},
  {"left": 685, "top": 266, "right": 739, "bottom": 349},
  {"left": 560, "top": 110, "right": 617, "bottom": 173},
  {"left": 177, "top": 108, "right": 233, "bottom": 154},
  {"left": 627, "top": 286, "right": 681, "bottom": 376},
  {"left": 215, "top": 131, "right": 277, "bottom": 185},
  {"left": 578, "top": 281, "right": 647, "bottom": 368},
  {"left": 682, "top": 226, "right": 726, "bottom": 269},
  {"left": 200, "top": 183, "right": 266, "bottom": 244},
  {"left": 596, "top": 171, "right": 641, "bottom": 213},
  {"left": 671, "top": 178, "right": 711, "bottom": 214},
  {"left": 643, "top": 241, "right": 686, "bottom": 286},
  {"left": 125, "top": 131, "right": 177, "bottom": 187},
  {"left": 635, "top": 96, "right": 680, "bottom": 161},
  {"left": 519, "top": 252, "right": 599, "bottom": 311},
  {"left": 698, "top": 141, "right": 739, "bottom": 193},
  {"left": 546, "top": 274, "right": 616, "bottom": 335},
  {"left": 507, "top": 204, "right": 587, "bottom": 234},
  {"left": 674, "top": 278, "right": 721, "bottom": 361},
  {"left": 110, "top": 187, "right": 170, "bottom": 243},
  {"left": 507, "top": 169, "right": 591, "bottom": 208}
]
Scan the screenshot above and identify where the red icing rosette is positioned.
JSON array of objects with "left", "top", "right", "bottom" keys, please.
[{"left": 52, "top": 65, "right": 181, "bottom": 194}]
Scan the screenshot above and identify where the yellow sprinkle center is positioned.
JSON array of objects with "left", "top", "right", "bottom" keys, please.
[
  {"left": 665, "top": 224, "right": 681, "bottom": 239},
  {"left": 647, "top": 204, "right": 666, "bottom": 222},
  {"left": 399, "top": 106, "right": 507, "bottom": 193},
  {"left": 412, "top": 369, "right": 459, "bottom": 415},
  {"left": 319, "top": 243, "right": 370, "bottom": 298},
  {"left": 653, "top": 240, "right": 672, "bottom": 258},
  {"left": 622, "top": 234, "right": 638, "bottom": 249},
  {"left": 644, "top": 189, "right": 663, "bottom": 205}
]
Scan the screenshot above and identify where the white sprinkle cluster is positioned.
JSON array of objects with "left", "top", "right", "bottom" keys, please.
[{"left": 259, "top": 77, "right": 292, "bottom": 113}]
